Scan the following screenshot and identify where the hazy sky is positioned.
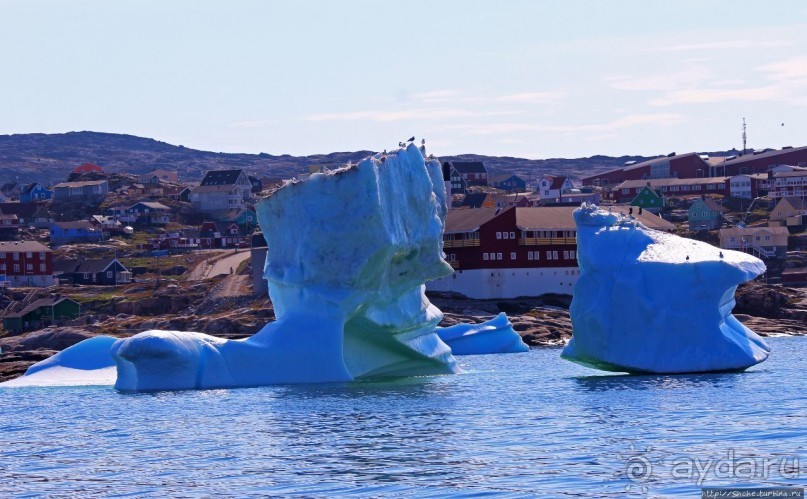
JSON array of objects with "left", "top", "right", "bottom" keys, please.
[{"left": 2, "top": 0, "right": 807, "bottom": 159}]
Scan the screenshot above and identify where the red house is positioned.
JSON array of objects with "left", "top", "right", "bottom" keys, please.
[
  {"left": 73, "top": 163, "right": 104, "bottom": 174},
  {"left": 0, "top": 240, "right": 54, "bottom": 287},
  {"left": 582, "top": 153, "right": 711, "bottom": 187},
  {"left": 427, "top": 206, "right": 674, "bottom": 299}
]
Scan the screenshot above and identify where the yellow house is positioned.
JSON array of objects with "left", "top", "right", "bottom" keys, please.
[
  {"left": 719, "top": 225, "right": 789, "bottom": 259},
  {"left": 769, "top": 197, "right": 807, "bottom": 227}
]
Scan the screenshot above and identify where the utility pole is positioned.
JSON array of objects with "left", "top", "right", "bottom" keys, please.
[{"left": 742, "top": 117, "right": 747, "bottom": 155}]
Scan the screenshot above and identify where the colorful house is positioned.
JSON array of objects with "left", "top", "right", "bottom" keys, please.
[
  {"left": 127, "top": 201, "right": 171, "bottom": 225},
  {"left": 2, "top": 297, "right": 81, "bottom": 333},
  {"left": 0, "top": 240, "right": 54, "bottom": 287},
  {"left": 490, "top": 174, "right": 527, "bottom": 192},
  {"left": 52, "top": 180, "right": 109, "bottom": 203},
  {"left": 72, "top": 163, "right": 104, "bottom": 175},
  {"left": 630, "top": 186, "right": 664, "bottom": 213},
  {"left": 20, "top": 183, "right": 53, "bottom": 203},
  {"left": 50, "top": 221, "right": 103, "bottom": 245},
  {"left": 688, "top": 197, "right": 725, "bottom": 230},
  {"left": 719, "top": 226, "right": 789, "bottom": 259},
  {"left": 769, "top": 197, "right": 807, "bottom": 227},
  {"left": 461, "top": 192, "right": 496, "bottom": 209},
  {"left": 55, "top": 258, "right": 132, "bottom": 285}
]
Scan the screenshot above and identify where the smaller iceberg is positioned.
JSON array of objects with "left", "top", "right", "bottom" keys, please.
[
  {"left": 437, "top": 313, "right": 529, "bottom": 355},
  {"left": 562, "top": 204, "right": 770, "bottom": 374},
  {"left": 1, "top": 336, "right": 117, "bottom": 387}
]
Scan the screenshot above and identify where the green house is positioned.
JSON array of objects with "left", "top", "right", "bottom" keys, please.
[
  {"left": 3, "top": 297, "right": 81, "bottom": 334},
  {"left": 688, "top": 197, "right": 724, "bottom": 230},
  {"left": 216, "top": 208, "right": 258, "bottom": 230},
  {"left": 630, "top": 186, "right": 664, "bottom": 213}
]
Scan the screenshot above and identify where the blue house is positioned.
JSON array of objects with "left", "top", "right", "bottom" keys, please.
[
  {"left": 50, "top": 221, "right": 103, "bottom": 245},
  {"left": 490, "top": 174, "right": 527, "bottom": 192},
  {"left": 20, "top": 183, "right": 52, "bottom": 203}
]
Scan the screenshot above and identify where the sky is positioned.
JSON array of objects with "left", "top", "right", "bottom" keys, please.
[{"left": 2, "top": 0, "right": 807, "bottom": 159}]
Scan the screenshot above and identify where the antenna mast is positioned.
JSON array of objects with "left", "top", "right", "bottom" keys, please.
[{"left": 742, "top": 117, "right": 747, "bottom": 155}]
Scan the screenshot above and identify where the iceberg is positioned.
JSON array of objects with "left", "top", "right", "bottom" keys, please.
[
  {"left": 561, "top": 204, "right": 770, "bottom": 374},
  {"left": 436, "top": 313, "right": 529, "bottom": 355},
  {"left": 2, "top": 336, "right": 118, "bottom": 387},
  {"left": 109, "top": 144, "right": 460, "bottom": 391}
]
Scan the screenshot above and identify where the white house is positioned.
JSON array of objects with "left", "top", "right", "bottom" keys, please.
[
  {"left": 536, "top": 176, "right": 574, "bottom": 201},
  {"left": 190, "top": 169, "right": 253, "bottom": 214}
]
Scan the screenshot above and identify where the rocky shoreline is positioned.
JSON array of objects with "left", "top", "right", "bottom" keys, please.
[{"left": 1, "top": 283, "right": 804, "bottom": 383}]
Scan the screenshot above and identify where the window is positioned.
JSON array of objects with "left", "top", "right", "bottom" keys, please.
[
  {"left": 571, "top": 250, "right": 576, "bottom": 260},
  {"left": 25, "top": 252, "right": 32, "bottom": 258},
  {"left": 107, "top": 271, "right": 113, "bottom": 278},
  {"left": 449, "top": 253, "right": 456, "bottom": 261},
  {"left": 0, "top": 264, "right": 5, "bottom": 271},
  {"left": 39, "top": 264, "right": 45, "bottom": 272},
  {"left": 502, "top": 232, "right": 509, "bottom": 239},
  {"left": 13, "top": 264, "right": 19, "bottom": 272},
  {"left": 563, "top": 251, "right": 570, "bottom": 259},
  {"left": 26, "top": 264, "right": 32, "bottom": 271},
  {"left": 510, "top": 232, "right": 515, "bottom": 239},
  {"left": 497, "top": 253, "right": 503, "bottom": 260},
  {"left": 39, "top": 252, "right": 45, "bottom": 259},
  {"left": 496, "top": 232, "right": 502, "bottom": 239},
  {"left": 483, "top": 253, "right": 489, "bottom": 261},
  {"left": 0, "top": 252, "right": 4, "bottom": 258},
  {"left": 547, "top": 251, "right": 554, "bottom": 260},
  {"left": 13, "top": 252, "right": 18, "bottom": 260},
  {"left": 528, "top": 251, "right": 533, "bottom": 261},
  {"left": 510, "top": 252, "right": 516, "bottom": 260},
  {"left": 83, "top": 273, "right": 90, "bottom": 279}
]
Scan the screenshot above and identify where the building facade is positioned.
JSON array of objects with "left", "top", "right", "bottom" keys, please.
[{"left": 0, "top": 240, "right": 54, "bottom": 287}]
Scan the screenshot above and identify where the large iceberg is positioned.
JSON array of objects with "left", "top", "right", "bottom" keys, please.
[
  {"left": 108, "top": 144, "right": 461, "bottom": 390},
  {"left": 561, "top": 204, "right": 770, "bottom": 373}
]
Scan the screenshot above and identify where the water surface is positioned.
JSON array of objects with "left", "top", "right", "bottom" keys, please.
[{"left": 1, "top": 337, "right": 805, "bottom": 496}]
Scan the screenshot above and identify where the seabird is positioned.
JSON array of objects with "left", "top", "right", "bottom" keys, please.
[
  {"left": 407, "top": 136, "right": 415, "bottom": 142},
  {"left": 719, "top": 251, "right": 724, "bottom": 258},
  {"left": 686, "top": 255, "right": 690, "bottom": 261}
]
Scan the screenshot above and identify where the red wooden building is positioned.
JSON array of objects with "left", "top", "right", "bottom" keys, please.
[
  {"left": 0, "top": 240, "right": 54, "bottom": 287},
  {"left": 427, "top": 206, "right": 674, "bottom": 299}
]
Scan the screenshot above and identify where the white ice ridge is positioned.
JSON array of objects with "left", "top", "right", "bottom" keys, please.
[
  {"left": 561, "top": 204, "right": 770, "bottom": 374},
  {"left": 437, "top": 313, "right": 528, "bottom": 355},
  {"left": 107, "top": 144, "right": 462, "bottom": 390},
  {"left": 1, "top": 336, "right": 118, "bottom": 387}
]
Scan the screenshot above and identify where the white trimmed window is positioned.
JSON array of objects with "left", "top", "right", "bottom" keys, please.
[
  {"left": 497, "top": 252, "right": 503, "bottom": 260},
  {"left": 496, "top": 232, "right": 502, "bottom": 239},
  {"left": 510, "top": 232, "right": 515, "bottom": 239},
  {"left": 483, "top": 253, "right": 489, "bottom": 261},
  {"left": 511, "top": 252, "right": 516, "bottom": 260}
]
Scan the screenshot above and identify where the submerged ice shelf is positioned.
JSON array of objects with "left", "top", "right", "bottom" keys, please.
[{"left": 561, "top": 204, "right": 770, "bottom": 374}]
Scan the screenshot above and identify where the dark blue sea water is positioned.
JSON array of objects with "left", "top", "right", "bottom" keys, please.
[{"left": 1, "top": 337, "right": 805, "bottom": 497}]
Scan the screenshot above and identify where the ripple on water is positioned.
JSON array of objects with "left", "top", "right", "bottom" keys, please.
[{"left": 0, "top": 337, "right": 804, "bottom": 496}]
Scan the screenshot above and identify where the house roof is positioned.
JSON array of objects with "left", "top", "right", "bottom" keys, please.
[
  {"left": 691, "top": 197, "right": 725, "bottom": 212},
  {"left": 444, "top": 208, "right": 501, "bottom": 233},
  {"left": 720, "top": 226, "right": 789, "bottom": 237},
  {"left": 461, "top": 193, "right": 491, "bottom": 208},
  {"left": 725, "top": 146, "right": 807, "bottom": 166},
  {"left": 53, "top": 180, "right": 108, "bottom": 188},
  {"left": 516, "top": 207, "right": 674, "bottom": 231},
  {"left": 778, "top": 197, "right": 807, "bottom": 210},
  {"left": 445, "top": 206, "right": 674, "bottom": 233},
  {"left": 6, "top": 297, "right": 77, "bottom": 319},
  {"left": 131, "top": 201, "right": 170, "bottom": 211},
  {"left": 192, "top": 184, "right": 242, "bottom": 194},
  {"left": 490, "top": 173, "right": 523, "bottom": 184},
  {"left": 199, "top": 169, "right": 245, "bottom": 186},
  {"left": 773, "top": 170, "right": 807, "bottom": 178},
  {"left": 0, "top": 240, "right": 50, "bottom": 252},
  {"left": 53, "top": 259, "right": 80, "bottom": 274},
  {"left": 163, "top": 185, "right": 190, "bottom": 195},
  {"left": 622, "top": 152, "right": 704, "bottom": 172},
  {"left": 549, "top": 176, "right": 568, "bottom": 190},
  {"left": 615, "top": 177, "right": 729, "bottom": 190},
  {"left": 53, "top": 221, "right": 98, "bottom": 231},
  {"left": 0, "top": 214, "right": 18, "bottom": 221},
  {"left": 446, "top": 161, "right": 487, "bottom": 174},
  {"left": 21, "top": 183, "right": 48, "bottom": 195},
  {"left": 75, "top": 258, "right": 125, "bottom": 274},
  {"left": 73, "top": 163, "right": 104, "bottom": 174}
]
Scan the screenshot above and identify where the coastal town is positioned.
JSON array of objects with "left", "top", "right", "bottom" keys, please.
[{"left": 0, "top": 142, "right": 806, "bottom": 381}]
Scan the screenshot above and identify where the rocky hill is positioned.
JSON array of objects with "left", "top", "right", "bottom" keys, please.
[{"left": 0, "top": 131, "right": 737, "bottom": 187}]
